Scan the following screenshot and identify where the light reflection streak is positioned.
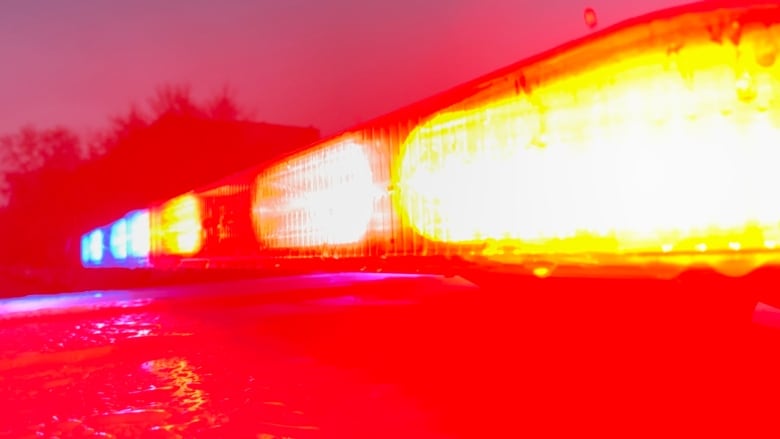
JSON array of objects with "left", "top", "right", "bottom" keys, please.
[{"left": 142, "top": 357, "right": 209, "bottom": 417}]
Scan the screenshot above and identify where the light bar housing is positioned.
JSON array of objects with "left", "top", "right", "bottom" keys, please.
[{"left": 79, "top": 1, "right": 780, "bottom": 279}]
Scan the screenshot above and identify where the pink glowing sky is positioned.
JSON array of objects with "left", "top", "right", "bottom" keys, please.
[{"left": 1, "top": 0, "right": 684, "bottom": 138}]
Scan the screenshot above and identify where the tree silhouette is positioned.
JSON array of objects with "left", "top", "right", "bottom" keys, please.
[
  {"left": 148, "top": 84, "right": 202, "bottom": 119},
  {"left": 107, "top": 105, "right": 149, "bottom": 145},
  {"left": 0, "top": 83, "right": 319, "bottom": 270},
  {"left": 0, "top": 125, "right": 84, "bottom": 265},
  {"left": 206, "top": 85, "right": 251, "bottom": 121}
]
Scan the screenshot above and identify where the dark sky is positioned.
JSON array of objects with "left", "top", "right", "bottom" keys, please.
[{"left": 1, "top": 0, "right": 683, "bottom": 138}]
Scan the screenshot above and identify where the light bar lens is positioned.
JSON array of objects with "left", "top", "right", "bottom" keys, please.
[
  {"left": 81, "top": 229, "right": 104, "bottom": 266},
  {"left": 109, "top": 219, "right": 128, "bottom": 260},
  {"left": 154, "top": 194, "right": 203, "bottom": 256},
  {"left": 394, "top": 4, "right": 780, "bottom": 274},
  {"left": 253, "top": 139, "right": 381, "bottom": 249},
  {"left": 80, "top": 234, "right": 91, "bottom": 266},
  {"left": 126, "top": 210, "right": 151, "bottom": 259}
]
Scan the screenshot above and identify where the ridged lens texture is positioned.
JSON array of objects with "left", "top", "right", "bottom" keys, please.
[
  {"left": 253, "top": 139, "right": 383, "bottom": 250},
  {"left": 394, "top": 3, "right": 780, "bottom": 275}
]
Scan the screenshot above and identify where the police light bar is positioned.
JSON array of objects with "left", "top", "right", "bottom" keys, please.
[{"left": 81, "top": 1, "right": 780, "bottom": 279}]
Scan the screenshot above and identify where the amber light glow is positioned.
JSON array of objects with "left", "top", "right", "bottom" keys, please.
[
  {"left": 253, "top": 139, "right": 381, "bottom": 249},
  {"left": 395, "top": 4, "right": 780, "bottom": 275},
  {"left": 153, "top": 194, "right": 203, "bottom": 256}
]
